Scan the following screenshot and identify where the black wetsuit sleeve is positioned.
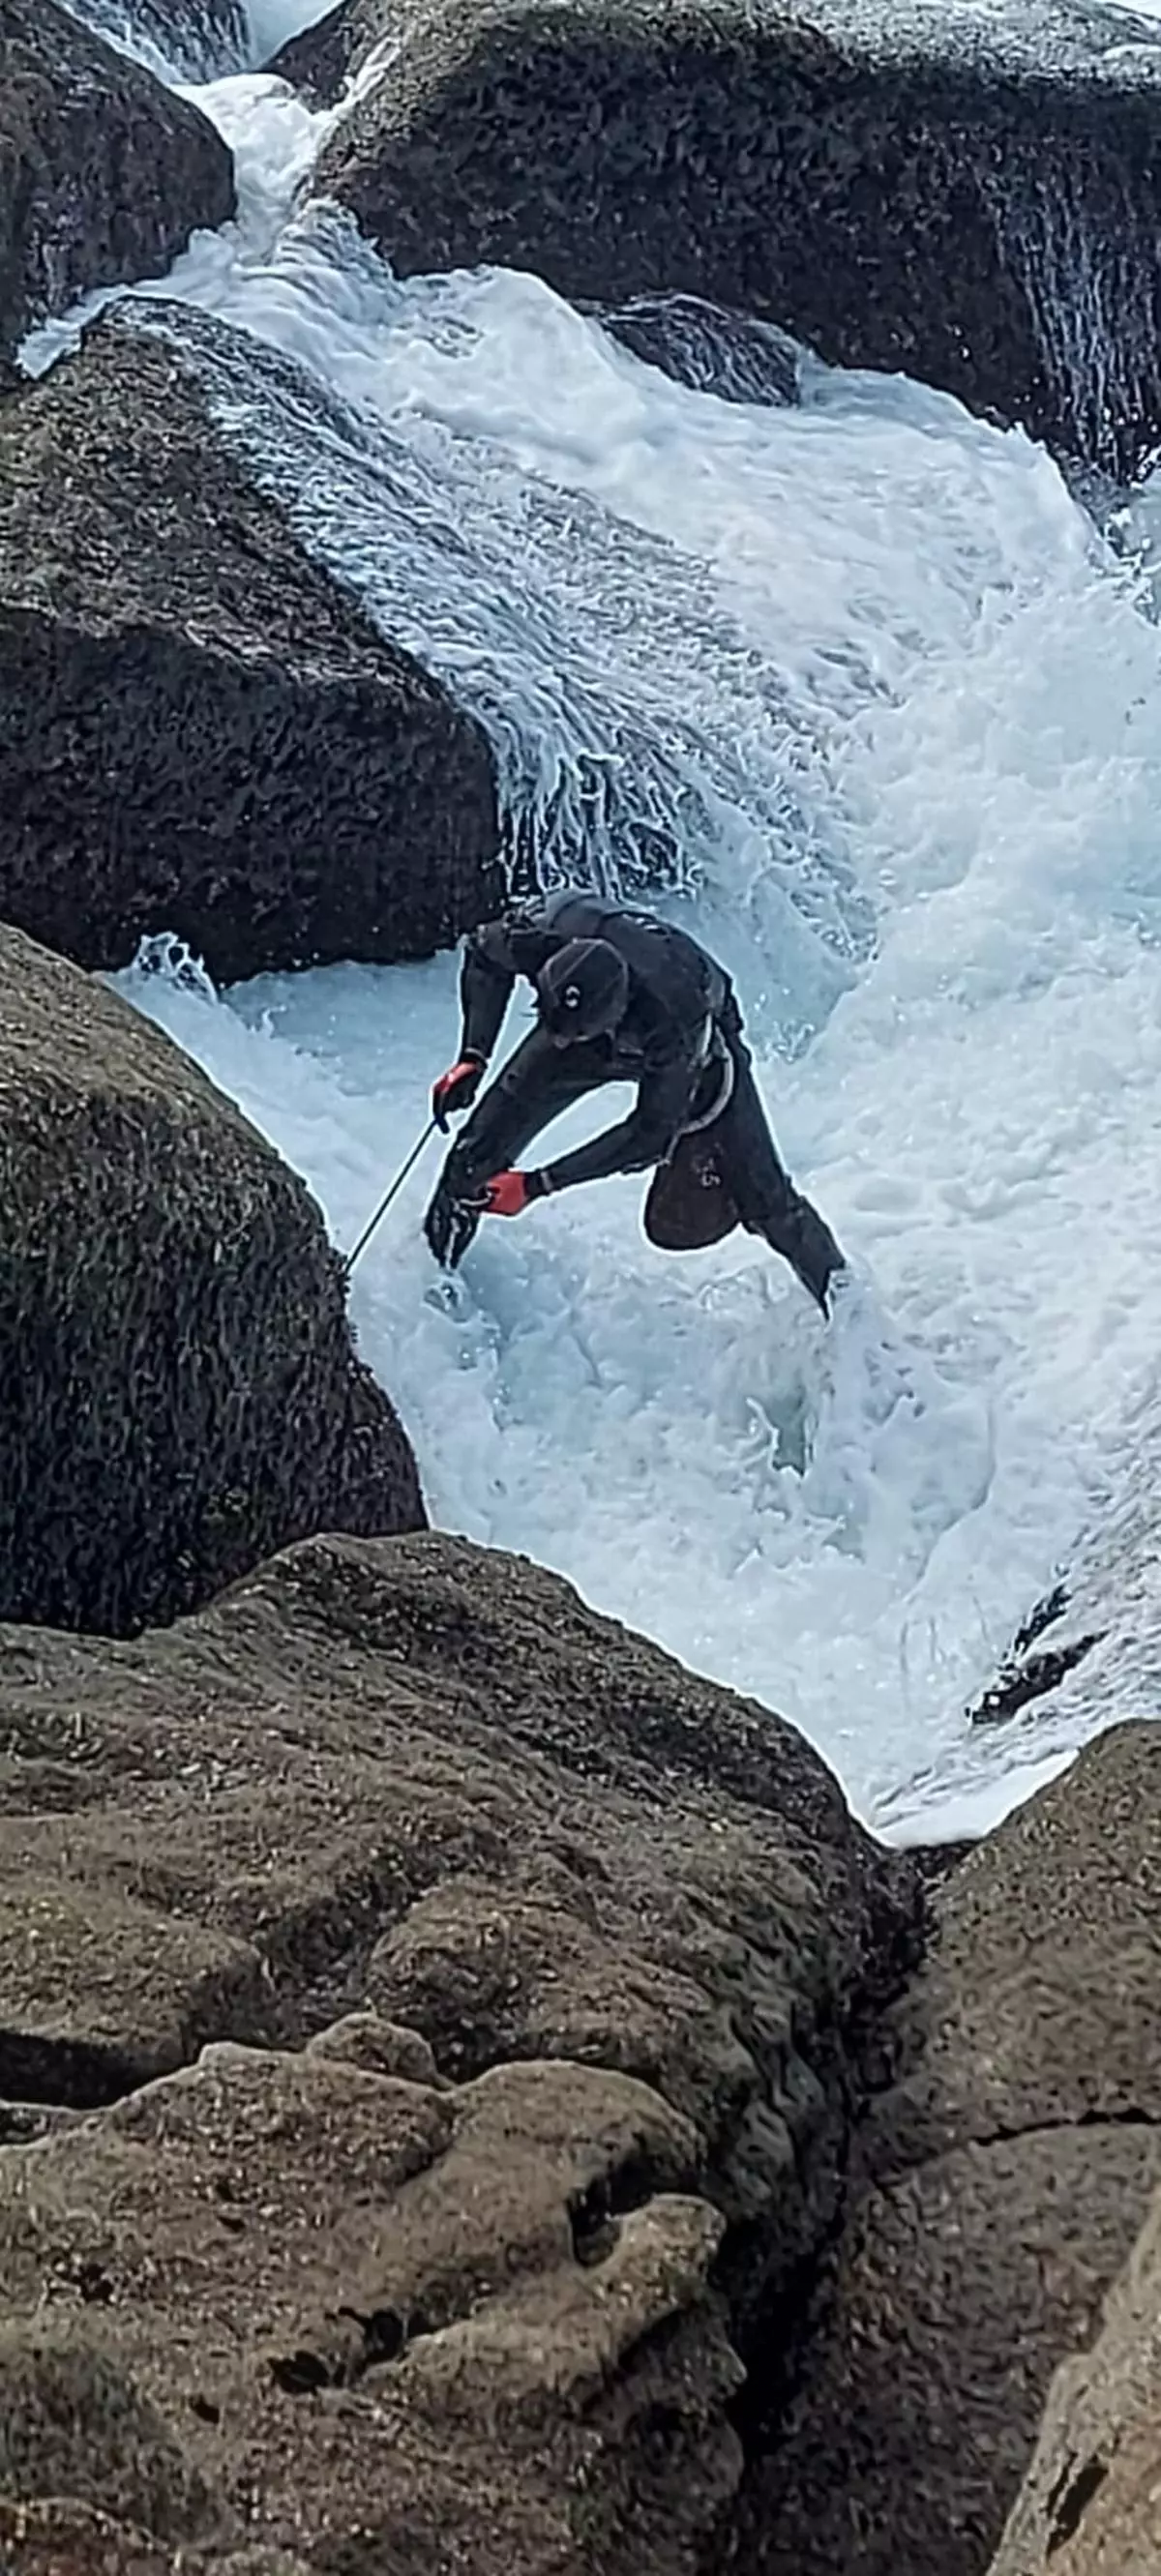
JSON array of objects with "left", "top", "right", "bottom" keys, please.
[
  {"left": 541, "top": 1044, "right": 702, "bottom": 1191},
  {"left": 458, "top": 915, "right": 557, "bottom": 1061}
]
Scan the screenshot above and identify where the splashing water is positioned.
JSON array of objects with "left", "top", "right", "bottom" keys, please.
[
  {"left": 63, "top": 0, "right": 248, "bottom": 81},
  {"left": 61, "top": 0, "right": 324, "bottom": 79},
  {"left": 26, "top": 10, "right": 1161, "bottom": 1839}
]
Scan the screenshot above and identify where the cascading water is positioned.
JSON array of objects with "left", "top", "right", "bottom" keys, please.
[
  {"left": 24, "top": 2, "right": 1161, "bottom": 1843},
  {"left": 985, "top": 151, "right": 1161, "bottom": 475},
  {"left": 62, "top": 0, "right": 249, "bottom": 80}
]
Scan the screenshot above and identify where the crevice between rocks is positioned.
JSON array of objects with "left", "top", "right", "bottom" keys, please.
[
  {"left": 1046, "top": 2450, "right": 1109, "bottom": 2557},
  {"left": 870, "top": 2098, "right": 1161, "bottom": 2191},
  {"left": 716, "top": 1893, "right": 931, "bottom": 2537},
  {"left": 718, "top": 2095, "right": 1161, "bottom": 2563},
  {"left": 966, "top": 2102, "right": 1161, "bottom": 2151},
  {"left": 0, "top": 2031, "right": 165, "bottom": 2116}
]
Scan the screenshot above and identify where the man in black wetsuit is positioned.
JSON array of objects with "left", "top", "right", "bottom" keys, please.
[{"left": 424, "top": 891, "right": 846, "bottom": 1314}]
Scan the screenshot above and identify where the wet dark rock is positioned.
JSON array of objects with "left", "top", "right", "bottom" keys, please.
[
  {"left": 0, "top": 0, "right": 234, "bottom": 364},
  {"left": 971, "top": 1630, "right": 1100, "bottom": 1723},
  {"left": 969, "top": 1584, "right": 1101, "bottom": 1724},
  {"left": 268, "top": 0, "right": 359, "bottom": 93},
  {"left": 302, "top": 0, "right": 1161, "bottom": 476},
  {"left": 906, "top": 1837, "right": 978, "bottom": 1889},
  {"left": 0, "top": 312, "right": 501, "bottom": 980},
  {"left": 595, "top": 292, "right": 803, "bottom": 405},
  {"left": 739, "top": 1723, "right": 1161, "bottom": 2576},
  {"left": 0, "top": 924, "right": 424, "bottom": 1638}
]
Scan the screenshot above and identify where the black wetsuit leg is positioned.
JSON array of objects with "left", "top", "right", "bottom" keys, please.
[
  {"left": 424, "top": 1028, "right": 612, "bottom": 1267},
  {"left": 714, "top": 1003, "right": 845, "bottom": 1313}
]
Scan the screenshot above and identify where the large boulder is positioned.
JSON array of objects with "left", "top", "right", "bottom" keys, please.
[
  {"left": 740, "top": 1723, "right": 1161, "bottom": 2576},
  {"left": 989, "top": 2181, "right": 1161, "bottom": 2575},
  {"left": 0, "top": 924, "right": 423, "bottom": 1638},
  {"left": 0, "top": 1525, "right": 920, "bottom": 2565},
  {"left": 0, "top": 0, "right": 234, "bottom": 364},
  {"left": 0, "top": 311, "right": 501, "bottom": 981},
  {"left": 299, "top": 0, "right": 1161, "bottom": 477}
]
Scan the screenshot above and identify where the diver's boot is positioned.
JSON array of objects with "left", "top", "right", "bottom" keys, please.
[{"left": 777, "top": 1194, "right": 846, "bottom": 1317}]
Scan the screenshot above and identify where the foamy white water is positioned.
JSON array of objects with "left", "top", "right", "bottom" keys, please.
[{"left": 28, "top": 3, "right": 1161, "bottom": 1839}]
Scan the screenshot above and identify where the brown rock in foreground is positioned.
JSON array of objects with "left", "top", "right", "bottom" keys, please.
[
  {"left": 989, "top": 2180, "right": 1161, "bottom": 2575},
  {"left": 0, "top": 311, "right": 500, "bottom": 981},
  {"left": 0, "top": 2497, "right": 313, "bottom": 2572},
  {"left": 0, "top": 0, "right": 234, "bottom": 363},
  {"left": 301, "top": 0, "right": 1161, "bottom": 476},
  {"left": 0, "top": 1525, "right": 917, "bottom": 2243},
  {"left": 0, "top": 926, "right": 423, "bottom": 1637},
  {"left": 741, "top": 1723, "right": 1161, "bottom": 2576},
  {"left": 0, "top": 2047, "right": 734, "bottom": 2574},
  {"left": 0, "top": 1527, "right": 920, "bottom": 2567}
]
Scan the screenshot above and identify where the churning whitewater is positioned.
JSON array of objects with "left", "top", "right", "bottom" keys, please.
[{"left": 28, "top": 0, "right": 1161, "bottom": 1841}]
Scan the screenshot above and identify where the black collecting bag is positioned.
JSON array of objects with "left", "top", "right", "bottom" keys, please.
[{"left": 643, "top": 1125, "right": 740, "bottom": 1249}]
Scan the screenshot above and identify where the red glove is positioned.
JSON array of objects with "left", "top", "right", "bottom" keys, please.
[
  {"left": 432, "top": 1051, "right": 486, "bottom": 1131},
  {"left": 475, "top": 1170, "right": 544, "bottom": 1218}
]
